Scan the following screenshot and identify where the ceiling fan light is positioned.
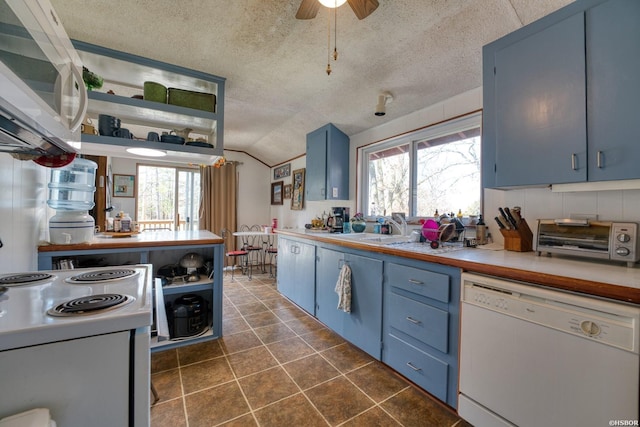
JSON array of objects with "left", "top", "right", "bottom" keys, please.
[{"left": 319, "top": 0, "right": 347, "bottom": 8}]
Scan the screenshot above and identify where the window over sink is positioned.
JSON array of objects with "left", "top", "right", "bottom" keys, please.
[{"left": 361, "top": 112, "right": 481, "bottom": 218}]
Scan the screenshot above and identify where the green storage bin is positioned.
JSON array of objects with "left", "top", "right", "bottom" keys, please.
[
  {"left": 143, "top": 81, "right": 167, "bottom": 103},
  {"left": 168, "top": 88, "right": 216, "bottom": 112}
]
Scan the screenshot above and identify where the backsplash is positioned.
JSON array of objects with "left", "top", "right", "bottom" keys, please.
[{"left": 485, "top": 187, "right": 640, "bottom": 247}]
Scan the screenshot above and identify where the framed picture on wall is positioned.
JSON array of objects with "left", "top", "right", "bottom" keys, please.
[
  {"left": 283, "top": 184, "right": 292, "bottom": 199},
  {"left": 291, "top": 168, "right": 305, "bottom": 210},
  {"left": 273, "top": 163, "right": 291, "bottom": 180},
  {"left": 113, "top": 174, "right": 135, "bottom": 198},
  {"left": 271, "top": 181, "right": 284, "bottom": 205}
]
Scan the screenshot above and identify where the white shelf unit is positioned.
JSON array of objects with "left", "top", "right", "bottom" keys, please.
[{"left": 72, "top": 40, "right": 225, "bottom": 162}]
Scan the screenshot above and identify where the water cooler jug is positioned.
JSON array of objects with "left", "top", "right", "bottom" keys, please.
[{"left": 47, "top": 157, "right": 97, "bottom": 244}]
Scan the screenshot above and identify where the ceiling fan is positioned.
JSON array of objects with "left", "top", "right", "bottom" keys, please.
[{"left": 296, "top": 0, "right": 379, "bottom": 20}]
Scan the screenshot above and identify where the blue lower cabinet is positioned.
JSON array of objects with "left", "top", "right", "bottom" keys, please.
[
  {"left": 316, "top": 247, "right": 383, "bottom": 359},
  {"left": 383, "top": 260, "right": 460, "bottom": 409},
  {"left": 385, "top": 334, "right": 449, "bottom": 402},
  {"left": 387, "top": 292, "right": 449, "bottom": 353},
  {"left": 277, "top": 237, "right": 316, "bottom": 314}
]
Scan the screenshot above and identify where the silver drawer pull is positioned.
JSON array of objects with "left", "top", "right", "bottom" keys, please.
[
  {"left": 406, "top": 316, "right": 421, "bottom": 325},
  {"left": 408, "top": 279, "right": 424, "bottom": 285},
  {"left": 571, "top": 153, "right": 577, "bottom": 171},
  {"left": 406, "top": 362, "right": 422, "bottom": 372},
  {"left": 597, "top": 151, "right": 603, "bottom": 168}
]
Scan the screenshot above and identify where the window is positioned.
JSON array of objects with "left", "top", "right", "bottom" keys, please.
[
  {"left": 362, "top": 112, "right": 481, "bottom": 218},
  {"left": 136, "top": 165, "right": 200, "bottom": 231}
]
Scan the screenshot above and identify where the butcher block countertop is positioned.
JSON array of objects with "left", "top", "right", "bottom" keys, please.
[
  {"left": 38, "top": 230, "right": 223, "bottom": 252},
  {"left": 277, "top": 229, "right": 640, "bottom": 305}
]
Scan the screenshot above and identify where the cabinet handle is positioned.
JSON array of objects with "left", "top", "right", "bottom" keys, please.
[
  {"left": 408, "top": 279, "right": 423, "bottom": 285},
  {"left": 571, "top": 153, "right": 577, "bottom": 171},
  {"left": 406, "top": 362, "right": 422, "bottom": 372},
  {"left": 597, "top": 151, "right": 603, "bottom": 168},
  {"left": 406, "top": 316, "right": 421, "bottom": 325}
]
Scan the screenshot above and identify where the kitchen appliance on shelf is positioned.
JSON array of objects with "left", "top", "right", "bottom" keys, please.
[
  {"left": 0, "top": 0, "right": 86, "bottom": 157},
  {"left": 536, "top": 218, "right": 640, "bottom": 266},
  {"left": 0, "top": 265, "right": 153, "bottom": 427},
  {"left": 330, "top": 207, "right": 350, "bottom": 233},
  {"left": 458, "top": 272, "right": 639, "bottom": 427},
  {"left": 166, "top": 293, "right": 208, "bottom": 339}
]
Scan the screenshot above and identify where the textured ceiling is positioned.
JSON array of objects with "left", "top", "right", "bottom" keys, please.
[{"left": 51, "top": 0, "right": 573, "bottom": 166}]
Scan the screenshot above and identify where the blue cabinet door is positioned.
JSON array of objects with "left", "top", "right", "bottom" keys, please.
[
  {"left": 491, "top": 12, "right": 587, "bottom": 187},
  {"left": 586, "top": 0, "right": 640, "bottom": 182},
  {"left": 277, "top": 237, "right": 316, "bottom": 314},
  {"left": 316, "top": 247, "right": 383, "bottom": 358},
  {"left": 305, "top": 124, "right": 349, "bottom": 201}
]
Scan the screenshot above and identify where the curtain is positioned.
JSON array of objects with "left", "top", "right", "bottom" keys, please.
[{"left": 199, "top": 162, "right": 237, "bottom": 238}]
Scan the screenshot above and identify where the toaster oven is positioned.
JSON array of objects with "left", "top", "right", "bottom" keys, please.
[{"left": 536, "top": 219, "right": 640, "bottom": 267}]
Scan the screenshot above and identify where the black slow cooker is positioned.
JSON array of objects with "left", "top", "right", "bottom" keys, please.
[{"left": 166, "top": 294, "right": 208, "bottom": 338}]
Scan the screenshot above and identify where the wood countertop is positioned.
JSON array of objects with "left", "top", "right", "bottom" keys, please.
[
  {"left": 277, "top": 229, "right": 640, "bottom": 305},
  {"left": 38, "top": 230, "right": 223, "bottom": 252}
]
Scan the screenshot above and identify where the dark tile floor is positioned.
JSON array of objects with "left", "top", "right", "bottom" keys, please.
[{"left": 150, "top": 271, "right": 471, "bottom": 426}]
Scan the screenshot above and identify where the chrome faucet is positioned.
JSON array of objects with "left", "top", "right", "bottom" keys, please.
[{"left": 384, "top": 216, "right": 407, "bottom": 236}]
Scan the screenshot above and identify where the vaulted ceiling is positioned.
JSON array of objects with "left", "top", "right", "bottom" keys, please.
[{"left": 52, "top": 0, "right": 573, "bottom": 166}]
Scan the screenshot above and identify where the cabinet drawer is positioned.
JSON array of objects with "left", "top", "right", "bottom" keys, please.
[
  {"left": 384, "top": 334, "right": 448, "bottom": 402},
  {"left": 386, "top": 263, "right": 450, "bottom": 303},
  {"left": 387, "top": 292, "right": 448, "bottom": 353}
]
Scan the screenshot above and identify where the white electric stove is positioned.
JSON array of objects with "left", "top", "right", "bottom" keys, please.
[{"left": 0, "top": 265, "right": 153, "bottom": 427}]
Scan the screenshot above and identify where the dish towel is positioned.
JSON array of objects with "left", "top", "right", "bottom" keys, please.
[{"left": 335, "top": 263, "right": 352, "bottom": 313}]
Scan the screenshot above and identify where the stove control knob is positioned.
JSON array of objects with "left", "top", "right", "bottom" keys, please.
[
  {"left": 580, "top": 320, "right": 601, "bottom": 337},
  {"left": 615, "top": 246, "right": 630, "bottom": 256},
  {"left": 617, "top": 233, "right": 631, "bottom": 243}
]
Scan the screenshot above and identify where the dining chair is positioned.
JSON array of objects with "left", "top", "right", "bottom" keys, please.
[
  {"left": 221, "top": 228, "right": 248, "bottom": 280},
  {"left": 263, "top": 233, "right": 278, "bottom": 277}
]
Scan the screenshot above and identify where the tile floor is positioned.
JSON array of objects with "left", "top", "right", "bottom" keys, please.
[{"left": 150, "top": 271, "right": 471, "bottom": 427}]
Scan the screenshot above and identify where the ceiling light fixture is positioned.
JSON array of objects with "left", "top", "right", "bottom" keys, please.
[
  {"left": 126, "top": 147, "right": 167, "bottom": 157},
  {"left": 319, "top": 0, "right": 347, "bottom": 8},
  {"left": 375, "top": 91, "right": 393, "bottom": 116}
]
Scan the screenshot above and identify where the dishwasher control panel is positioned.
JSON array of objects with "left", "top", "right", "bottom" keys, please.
[{"left": 462, "top": 273, "right": 640, "bottom": 353}]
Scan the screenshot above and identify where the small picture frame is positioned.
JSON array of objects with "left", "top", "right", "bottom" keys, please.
[
  {"left": 271, "top": 181, "right": 284, "bottom": 205},
  {"left": 273, "top": 163, "right": 291, "bottom": 180},
  {"left": 283, "top": 184, "right": 292, "bottom": 199},
  {"left": 113, "top": 174, "right": 135, "bottom": 198},
  {"left": 291, "top": 168, "right": 305, "bottom": 211}
]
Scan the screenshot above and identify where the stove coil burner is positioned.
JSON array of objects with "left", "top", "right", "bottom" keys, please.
[
  {"left": 47, "top": 293, "right": 135, "bottom": 317},
  {"left": 65, "top": 268, "right": 138, "bottom": 284},
  {"left": 0, "top": 273, "right": 55, "bottom": 287}
]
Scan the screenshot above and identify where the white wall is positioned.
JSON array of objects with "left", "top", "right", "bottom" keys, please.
[{"left": 0, "top": 155, "right": 48, "bottom": 272}]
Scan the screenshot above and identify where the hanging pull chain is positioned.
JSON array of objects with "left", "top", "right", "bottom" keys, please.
[
  {"left": 333, "top": 5, "right": 338, "bottom": 61},
  {"left": 326, "top": 6, "right": 332, "bottom": 75}
]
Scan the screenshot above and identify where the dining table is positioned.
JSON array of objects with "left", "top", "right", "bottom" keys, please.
[{"left": 232, "top": 230, "right": 278, "bottom": 275}]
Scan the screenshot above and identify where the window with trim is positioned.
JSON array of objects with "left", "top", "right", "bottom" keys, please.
[
  {"left": 136, "top": 164, "right": 200, "bottom": 231},
  {"left": 361, "top": 112, "right": 481, "bottom": 218}
]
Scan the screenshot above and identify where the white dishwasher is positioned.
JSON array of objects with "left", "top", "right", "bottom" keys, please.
[{"left": 458, "top": 272, "right": 640, "bottom": 427}]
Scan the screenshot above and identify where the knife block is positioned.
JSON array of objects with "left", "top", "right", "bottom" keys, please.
[{"left": 499, "top": 219, "right": 533, "bottom": 252}]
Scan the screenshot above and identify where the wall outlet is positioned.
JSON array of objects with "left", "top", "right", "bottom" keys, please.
[{"left": 333, "top": 187, "right": 338, "bottom": 198}]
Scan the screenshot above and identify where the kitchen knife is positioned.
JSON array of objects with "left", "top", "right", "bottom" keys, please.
[
  {"left": 497, "top": 208, "right": 512, "bottom": 230},
  {"left": 504, "top": 207, "right": 518, "bottom": 229},
  {"left": 494, "top": 216, "right": 506, "bottom": 229},
  {"left": 511, "top": 206, "right": 523, "bottom": 224}
]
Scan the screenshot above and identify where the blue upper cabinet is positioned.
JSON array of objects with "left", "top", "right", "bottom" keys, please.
[
  {"left": 483, "top": 0, "right": 640, "bottom": 188},
  {"left": 586, "top": 0, "right": 640, "bottom": 182},
  {"left": 306, "top": 123, "right": 350, "bottom": 201}
]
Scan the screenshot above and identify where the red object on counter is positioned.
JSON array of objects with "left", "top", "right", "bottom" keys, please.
[{"left": 271, "top": 218, "right": 278, "bottom": 230}]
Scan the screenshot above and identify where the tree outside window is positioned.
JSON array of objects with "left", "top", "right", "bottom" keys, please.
[{"left": 363, "top": 113, "right": 481, "bottom": 219}]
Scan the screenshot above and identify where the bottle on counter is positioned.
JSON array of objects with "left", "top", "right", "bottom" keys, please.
[
  {"left": 476, "top": 214, "right": 487, "bottom": 245},
  {"left": 121, "top": 213, "right": 132, "bottom": 232},
  {"left": 114, "top": 212, "right": 122, "bottom": 232}
]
